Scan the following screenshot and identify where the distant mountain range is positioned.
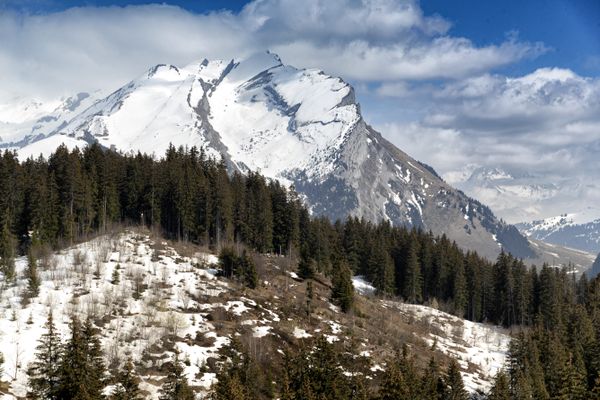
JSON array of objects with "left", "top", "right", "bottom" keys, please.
[
  {"left": 516, "top": 214, "right": 600, "bottom": 254},
  {"left": 446, "top": 166, "right": 600, "bottom": 226}
]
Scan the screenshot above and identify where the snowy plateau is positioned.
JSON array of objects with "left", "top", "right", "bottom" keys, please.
[
  {"left": 0, "top": 229, "right": 510, "bottom": 399},
  {"left": 0, "top": 51, "right": 538, "bottom": 263}
]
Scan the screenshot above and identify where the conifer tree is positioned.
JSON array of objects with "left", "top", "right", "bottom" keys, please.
[
  {"left": 378, "top": 359, "right": 409, "bottom": 400},
  {"left": 111, "top": 267, "right": 120, "bottom": 285},
  {"left": 26, "top": 250, "right": 41, "bottom": 298},
  {"left": 557, "top": 353, "right": 587, "bottom": 400},
  {"left": 240, "top": 250, "right": 258, "bottom": 289},
  {"left": 112, "top": 359, "right": 142, "bottom": 400},
  {"left": 331, "top": 261, "right": 354, "bottom": 313},
  {"left": 445, "top": 360, "right": 468, "bottom": 400},
  {"left": 591, "top": 373, "right": 600, "bottom": 399},
  {"left": 218, "top": 246, "right": 238, "bottom": 279},
  {"left": 488, "top": 371, "right": 510, "bottom": 400},
  {"left": 402, "top": 241, "right": 422, "bottom": 303},
  {"left": 298, "top": 247, "right": 315, "bottom": 280},
  {"left": 57, "top": 317, "right": 106, "bottom": 400},
  {"left": 369, "top": 240, "right": 395, "bottom": 295},
  {"left": 211, "top": 374, "right": 247, "bottom": 400},
  {"left": 421, "top": 357, "right": 446, "bottom": 400},
  {"left": 57, "top": 317, "right": 88, "bottom": 399},
  {"left": 83, "top": 318, "right": 107, "bottom": 396},
  {"left": 452, "top": 258, "right": 467, "bottom": 316},
  {"left": 158, "top": 352, "right": 195, "bottom": 400},
  {"left": 305, "top": 280, "right": 314, "bottom": 318},
  {"left": 27, "top": 311, "right": 62, "bottom": 400},
  {"left": 0, "top": 217, "right": 16, "bottom": 281}
]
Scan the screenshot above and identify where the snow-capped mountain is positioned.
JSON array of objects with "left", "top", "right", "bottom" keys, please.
[
  {"left": 0, "top": 92, "right": 99, "bottom": 148},
  {"left": 516, "top": 214, "right": 600, "bottom": 254},
  {"left": 4, "top": 52, "right": 535, "bottom": 261},
  {"left": 448, "top": 166, "right": 600, "bottom": 226},
  {"left": 447, "top": 166, "right": 559, "bottom": 223}
]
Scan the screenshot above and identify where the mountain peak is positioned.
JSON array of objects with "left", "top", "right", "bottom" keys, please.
[{"left": 8, "top": 54, "right": 534, "bottom": 261}]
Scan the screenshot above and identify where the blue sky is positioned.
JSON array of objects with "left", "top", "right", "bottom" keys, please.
[
  {"left": 421, "top": 0, "right": 600, "bottom": 76},
  {"left": 1, "top": 0, "right": 599, "bottom": 221}
]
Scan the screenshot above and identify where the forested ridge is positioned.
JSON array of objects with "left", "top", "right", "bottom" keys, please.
[{"left": 0, "top": 144, "right": 599, "bottom": 398}]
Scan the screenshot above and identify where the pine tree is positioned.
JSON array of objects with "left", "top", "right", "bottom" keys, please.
[
  {"left": 26, "top": 250, "right": 41, "bottom": 298},
  {"left": 402, "top": 241, "right": 422, "bottom": 303},
  {"left": 445, "top": 360, "right": 468, "bottom": 400},
  {"left": 305, "top": 280, "right": 314, "bottom": 318},
  {"left": 240, "top": 250, "right": 258, "bottom": 289},
  {"left": 0, "top": 217, "right": 16, "bottom": 281},
  {"left": 57, "top": 317, "right": 87, "bottom": 399},
  {"left": 421, "top": 357, "right": 446, "bottom": 400},
  {"left": 57, "top": 317, "right": 106, "bottom": 400},
  {"left": 331, "top": 261, "right": 354, "bottom": 313},
  {"left": 210, "top": 373, "right": 248, "bottom": 400},
  {"left": 452, "top": 257, "right": 467, "bottom": 316},
  {"left": 369, "top": 240, "right": 395, "bottom": 295},
  {"left": 488, "top": 371, "right": 510, "bottom": 400},
  {"left": 218, "top": 247, "right": 238, "bottom": 279},
  {"left": 27, "top": 311, "right": 62, "bottom": 400},
  {"left": 378, "top": 359, "right": 409, "bottom": 400},
  {"left": 83, "top": 318, "right": 107, "bottom": 397},
  {"left": 111, "top": 267, "right": 120, "bottom": 285},
  {"left": 112, "top": 359, "right": 141, "bottom": 400},
  {"left": 298, "top": 247, "right": 315, "bottom": 280},
  {"left": 591, "top": 372, "right": 600, "bottom": 399},
  {"left": 557, "top": 353, "right": 587, "bottom": 400},
  {"left": 159, "top": 352, "right": 195, "bottom": 400}
]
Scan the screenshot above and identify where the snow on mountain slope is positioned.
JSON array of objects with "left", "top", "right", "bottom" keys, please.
[
  {"left": 448, "top": 166, "right": 600, "bottom": 228},
  {"left": 384, "top": 301, "right": 510, "bottom": 393},
  {"left": 0, "top": 93, "right": 99, "bottom": 148},
  {"left": 517, "top": 213, "right": 600, "bottom": 254},
  {"left": 10, "top": 52, "right": 535, "bottom": 261},
  {"left": 0, "top": 231, "right": 231, "bottom": 398},
  {"left": 0, "top": 230, "right": 511, "bottom": 398}
]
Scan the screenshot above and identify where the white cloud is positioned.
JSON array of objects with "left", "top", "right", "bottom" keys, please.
[
  {"left": 0, "top": 0, "right": 545, "bottom": 102},
  {"left": 0, "top": 5, "right": 254, "bottom": 101},
  {"left": 377, "top": 68, "right": 600, "bottom": 221}
]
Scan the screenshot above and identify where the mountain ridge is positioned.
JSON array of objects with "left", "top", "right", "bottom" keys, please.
[
  {"left": 0, "top": 52, "right": 542, "bottom": 262},
  {"left": 517, "top": 214, "right": 600, "bottom": 254}
]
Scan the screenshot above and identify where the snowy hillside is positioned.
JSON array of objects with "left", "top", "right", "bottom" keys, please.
[
  {"left": 384, "top": 302, "right": 510, "bottom": 393},
  {"left": 516, "top": 213, "right": 600, "bottom": 254},
  {"left": 0, "top": 229, "right": 510, "bottom": 398},
  {"left": 4, "top": 52, "right": 534, "bottom": 261}
]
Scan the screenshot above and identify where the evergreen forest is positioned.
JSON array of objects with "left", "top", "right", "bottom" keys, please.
[{"left": 0, "top": 144, "right": 598, "bottom": 398}]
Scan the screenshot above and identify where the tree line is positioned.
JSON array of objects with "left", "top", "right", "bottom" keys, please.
[
  {"left": 2, "top": 144, "right": 599, "bottom": 398},
  {"left": 27, "top": 311, "right": 193, "bottom": 400},
  {"left": 210, "top": 336, "right": 470, "bottom": 400},
  {"left": 0, "top": 144, "right": 584, "bottom": 327}
]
